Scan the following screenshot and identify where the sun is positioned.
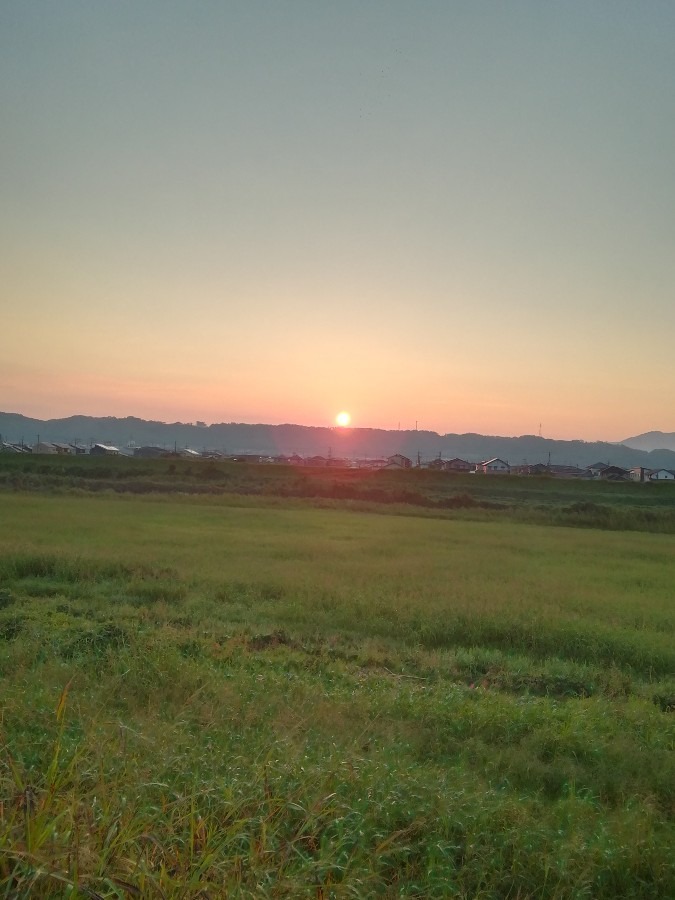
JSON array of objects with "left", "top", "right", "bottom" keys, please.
[{"left": 335, "top": 411, "right": 351, "bottom": 427}]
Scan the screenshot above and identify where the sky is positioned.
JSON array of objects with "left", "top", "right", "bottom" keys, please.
[{"left": 2, "top": 1, "right": 674, "bottom": 441}]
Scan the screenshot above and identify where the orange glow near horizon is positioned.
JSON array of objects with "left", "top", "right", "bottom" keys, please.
[{"left": 2, "top": 350, "right": 671, "bottom": 443}]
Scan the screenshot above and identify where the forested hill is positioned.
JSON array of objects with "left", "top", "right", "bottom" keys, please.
[{"left": 3, "top": 411, "right": 675, "bottom": 469}]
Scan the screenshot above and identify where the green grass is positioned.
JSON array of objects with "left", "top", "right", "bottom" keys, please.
[
  {"left": 0, "top": 492, "right": 673, "bottom": 897},
  {"left": 3, "top": 453, "right": 675, "bottom": 534}
]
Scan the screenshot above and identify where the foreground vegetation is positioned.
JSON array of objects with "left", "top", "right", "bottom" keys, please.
[
  {"left": 3, "top": 453, "right": 675, "bottom": 534},
  {"left": 0, "top": 492, "right": 673, "bottom": 897}
]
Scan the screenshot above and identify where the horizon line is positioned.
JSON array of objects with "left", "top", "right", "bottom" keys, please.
[{"left": 0, "top": 408, "right": 666, "bottom": 447}]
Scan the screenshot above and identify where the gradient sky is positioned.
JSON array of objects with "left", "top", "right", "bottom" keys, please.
[{"left": 2, "top": 1, "right": 674, "bottom": 441}]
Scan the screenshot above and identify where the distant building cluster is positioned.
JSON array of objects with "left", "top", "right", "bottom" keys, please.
[
  {"left": 1, "top": 439, "right": 673, "bottom": 482},
  {"left": 1, "top": 440, "right": 114, "bottom": 455}
]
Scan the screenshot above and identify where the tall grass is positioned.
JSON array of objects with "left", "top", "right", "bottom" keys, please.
[{"left": 0, "top": 492, "right": 673, "bottom": 896}]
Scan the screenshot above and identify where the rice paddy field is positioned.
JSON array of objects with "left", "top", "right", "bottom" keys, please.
[{"left": 0, "top": 484, "right": 673, "bottom": 897}]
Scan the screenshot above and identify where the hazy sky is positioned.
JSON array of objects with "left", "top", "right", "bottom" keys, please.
[{"left": 2, "top": 2, "right": 674, "bottom": 440}]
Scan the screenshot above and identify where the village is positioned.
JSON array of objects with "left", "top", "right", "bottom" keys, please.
[{"left": 1, "top": 438, "right": 673, "bottom": 483}]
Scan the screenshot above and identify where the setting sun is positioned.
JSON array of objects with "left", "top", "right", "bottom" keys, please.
[{"left": 335, "top": 411, "right": 351, "bottom": 427}]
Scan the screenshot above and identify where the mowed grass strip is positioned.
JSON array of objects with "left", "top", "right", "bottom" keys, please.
[{"left": 0, "top": 492, "right": 673, "bottom": 897}]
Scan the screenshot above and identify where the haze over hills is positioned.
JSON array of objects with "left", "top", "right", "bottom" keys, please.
[
  {"left": 3, "top": 411, "right": 675, "bottom": 470},
  {"left": 621, "top": 431, "right": 675, "bottom": 453}
]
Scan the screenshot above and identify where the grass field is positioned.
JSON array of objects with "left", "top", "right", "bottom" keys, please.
[
  {"left": 3, "top": 453, "right": 675, "bottom": 534},
  {"left": 0, "top": 490, "right": 673, "bottom": 897}
]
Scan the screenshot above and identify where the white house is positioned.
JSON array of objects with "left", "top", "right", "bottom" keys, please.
[
  {"left": 477, "top": 458, "right": 510, "bottom": 474},
  {"left": 648, "top": 469, "right": 675, "bottom": 481}
]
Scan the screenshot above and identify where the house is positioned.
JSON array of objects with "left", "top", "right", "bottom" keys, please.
[
  {"left": 586, "top": 462, "right": 629, "bottom": 480},
  {"left": 386, "top": 454, "right": 412, "bottom": 469},
  {"left": 355, "top": 458, "right": 388, "bottom": 469},
  {"left": 51, "top": 442, "right": 73, "bottom": 455},
  {"left": 134, "top": 446, "right": 165, "bottom": 459},
  {"left": 304, "top": 456, "right": 328, "bottom": 467},
  {"left": 444, "top": 457, "right": 472, "bottom": 473},
  {"left": 69, "top": 443, "right": 88, "bottom": 454},
  {"left": 1, "top": 442, "right": 29, "bottom": 453},
  {"left": 597, "top": 465, "right": 629, "bottom": 481},
  {"left": 586, "top": 462, "right": 610, "bottom": 477},
  {"left": 426, "top": 457, "right": 446, "bottom": 470},
  {"left": 549, "top": 465, "right": 592, "bottom": 479},
  {"left": 629, "top": 466, "right": 653, "bottom": 483},
  {"left": 32, "top": 442, "right": 57, "bottom": 454},
  {"left": 476, "top": 458, "right": 510, "bottom": 474},
  {"left": 90, "top": 443, "right": 120, "bottom": 456},
  {"left": 511, "top": 462, "right": 549, "bottom": 476},
  {"left": 648, "top": 469, "right": 675, "bottom": 482}
]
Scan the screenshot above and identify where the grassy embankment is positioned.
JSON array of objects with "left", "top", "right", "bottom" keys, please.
[{"left": 0, "top": 488, "right": 673, "bottom": 897}]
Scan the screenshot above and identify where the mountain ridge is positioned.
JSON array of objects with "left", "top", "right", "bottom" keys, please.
[
  {"left": 3, "top": 411, "right": 675, "bottom": 469},
  {"left": 621, "top": 431, "right": 675, "bottom": 453}
]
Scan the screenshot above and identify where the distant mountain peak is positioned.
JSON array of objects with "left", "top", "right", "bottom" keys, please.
[{"left": 622, "top": 431, "right": 675, "bottom": 453}]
